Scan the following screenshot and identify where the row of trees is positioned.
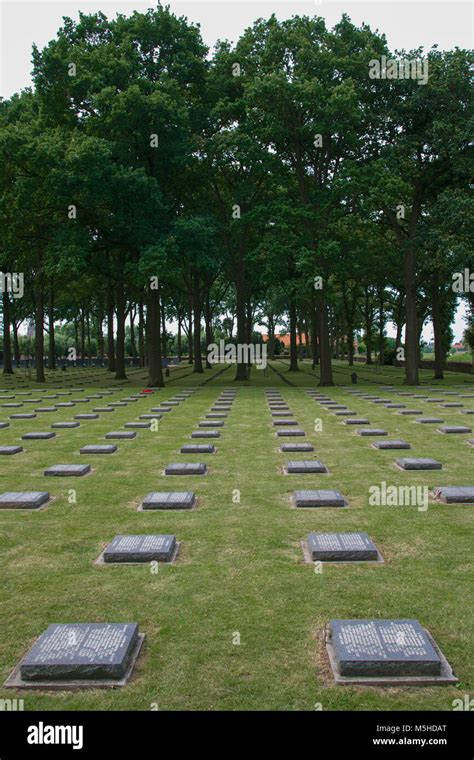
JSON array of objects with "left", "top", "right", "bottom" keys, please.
[{"left": 1, "top": 8, "right": 472, "bottom": 385}]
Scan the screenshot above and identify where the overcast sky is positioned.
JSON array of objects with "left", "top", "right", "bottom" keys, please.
[{"left": 0, "top": 1, "right": 471, "bottom": 341}]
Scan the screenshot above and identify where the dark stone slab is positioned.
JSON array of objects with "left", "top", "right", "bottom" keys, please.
[
  {"left": 104, "top": 535, "right": 176, "bottom": 563},
  {"left": 93, "top": 407, "right": 114, "bottom": 413},
  {"left": 343, "top": 419, "right": 370, "bottom": 425},
  {"left": 398, "top": 409, "right": 422, "bottom": 415},
  {"left": 280, "top": 443, "right": 314, "bottom": 452},
  {"left": 415, "top": 418, "right": 444, "bottom": 424},
  {"left": 124, "top": 422, "right": 151, "bottom": 428},
  {"left": 308, "top": 532, "right": 378, "bottom": 561},
  {"left": 294, "top": 489, "right": 345, "bottom": 507},
  {"left": 165, "top": 463, "right": 207, "bottom": 475},
  {"left": 437, "top": 426, "right": 472, "bottom": 434},
  {"left": 80, "top": 445, "right": 117, "bottom": 454},
  {"left": 74, "top": 414, "right": 99, "bottom": 420},
  {"left": 139, "top": 414, "right": 162, "bottom": 420},
  {"left": 56, "top": 402, "right": 75, "bottom": 408},
  {"left": 461, "top": 410, "right": 474, "bottom": 414},
  {"left": 286, "top": 460, "right": 327, "bottom": 473},
  {"left": 433, "top": 486, "right": 474, "bottom": 504},
  {"left": 273, "top": 419, "right": 298, "bottom": 426},
  {"left": 441, "top": 403, "right": 463, "bottom": 408},
  {"left": 206, "top": 413, "right": 227, "bottom": 419},
  {"left": 372, "top": 439, "right": 411, "bottom": 450},
  {"left": 181, "top": 444, "right": 215, "bottom": 453},
  {"left": 396, "top": 457, "right": 442, "bottom": 470},
  {"left": 44, "top": 464, "right": 91, "bottom": 476},
  {"left": 0, "top": 491, "right": 50, "bottom": 509},
  {"left": 141, "top": 491, "right": 195, "bottom": 509},
  {"left": 20, "top": 623, "right": 139, "bottom": 681},
  {"left": 191, "top": 431, "right": 220, "bottom": 438},
  {"left": 276, "top": 429, "right": 305, "bottom": 436},
  {"left": 329, "top": 619, "right": 442, "bottom": 677},
  {"left": 22, "top": 432, "right": 56, "bottom": 440},
  {"left": 51, "top": 422, "right": 80, "bottom": 429},
  {"left": 150, "top": 407, "right": 171, "bottom": 413},
  {"left": 161, "top": 401, "right": 179, "bottom": 406},
  {"left": 109, "top": 402, "right": 127, "bottom": 407},
  {"left": 0, "top": 446, "right": 23, "bottom": 455},
  {"left": 357, "top": 429, "right": 387, "bottom": 436},
  {"left": 0, "top": 422, "right": 9, "bottom": 428},
  {"left": 35, "top": 407, "right": 58, "bottom": 412},
  {"left": 199, "top": 421, "right": 224, "bottom": 427},
  {"left": 10, "top": 413, "right": 36, "bottom": 419},
  {"left": 105, "top": 432, "right": 136, "bottom": 439},
  {"left": 2, "top": 403, "right": 22, "bottom": 408},
  {"left": 385, "top": 403, "right": 405, "bottom": 409},
  {"left": 334, "top": 410, "right": 357, "bottom": 416}
]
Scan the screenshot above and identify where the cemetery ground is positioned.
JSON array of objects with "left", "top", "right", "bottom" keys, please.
[{"left": 0, "top": 360, "right": 472, "bottom": 711}]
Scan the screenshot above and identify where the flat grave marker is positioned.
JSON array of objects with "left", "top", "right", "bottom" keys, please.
[{"left": 307, "top": 532, "right": 379, "bottom": 562}]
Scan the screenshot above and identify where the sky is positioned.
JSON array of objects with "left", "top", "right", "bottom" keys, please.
[{"left": 0, "top": 0, "right": 471, "bottom": 341}]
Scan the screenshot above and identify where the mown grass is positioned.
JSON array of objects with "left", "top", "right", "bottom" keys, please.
[{"left": 0, "top": 361, "right": 472, "bottom": 710}]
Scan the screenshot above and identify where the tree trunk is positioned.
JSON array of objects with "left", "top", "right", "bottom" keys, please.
[
  {"left": 80, "top": 308, "right": 85, "bottom": 362},
  {"left": 86, "top": 311, "right": 91, "bottom": 365},
  {"left": 13, "top": 320, "right": 20, "bottom": 366},
  {"left": 97, "top": 302, "right": 104, "bottom": 361},
  {"left": 234, "top": 242, "right": 248, "bottom": 381},
  {"left": 204, "top": 296, "right": 213, "bottom": 369},
  {"left": 2, "top": 291, "right": 13, "bottom": 374},
  {"left": 130, "top": 307, "right": 137, "bottom": 359},
  {"left": 35, "top": 279, "right": 45, "bottom": 382},
  {"left": 187, "top": 296, "right": 193, "bottom": 363},
  {"left": 316, "top": 292, "right": 333, "bottom": 385},
  {"left": 289, "top": 298, "right": 299, "bottom": 371},
  {"left": 311, "top": 292, "right": 319, "bottom": 366},
  {"left": 147, "top": 285, "right": 164, "bottom": 387},
  {"left": 404, "top": 244, "right": 419, "bottom": 384},
  {"left": 193, "top": 269, "right": 203, "bottom": 373},
  {"left": 107, "top": 286, "right": 116, "bottom": 372},
  {"left": 160, "top": 299, "right": 167, "bottom": 360},
  {"left": 114, "top": 284, "right": 127, "bottom": 380},
  {"left": 48, "top": 287, "right": 56, "bottom": 370},
  {"left": 138, "top": 300, "right": 145, "bottom": 367},
  {"left": 177, "top": 318, "right": 182, "bottom": 362},
  {"left": 378, "top": 292, "right": 385, "bottom": 366}
]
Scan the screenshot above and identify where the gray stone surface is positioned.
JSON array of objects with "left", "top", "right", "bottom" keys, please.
[
  {"left": 10, "top": 413, "right": 36, "bottom": 419},
  {"left": 44, "top": 464, "right": 91, "bottom": 476},
  {"left": 51, "top": 422, "right": 80, "bottom": 429},
  {"left": 104, "top": 535, "right": 176, "bottom": 563},
  {"left": 415, "top": 418, "right": 444, "bottom": 424},
  {"left": 93, "top": 407, "right": 114, "bottom": 412},
  {"left": 372, "top": 440, "right": 411, "bottom": 449},
  {"left": 191, "top": 431, "right": 220, "bottom": 438},
  {"left": 343, "top": 419, "right": 370, "bottom": 425},
  {"left": 181, "top": 444, "right": 215, "bottom": 453},
  {"left": 0, "top": 491, "right": 50, "bottom": 509},
  {"left": 0, "top": 446, "right": 23, "bottom": 455},
  {"left": 105, "top": 431, "right": 136, "bottom": 439},
  {"left": 334, "top": 410, "right": 357, "bottom": 416},
  {"left": 330, "top": 619, "right": 442, "bottom": 677},
  {"left": 139, "top": 414, "right": 162, "bottom": 420},
  {"left": 35, "top": 407, "right": 58, "bottom": 412},
  {"left": 433, "top": 486, "right": 474, "bottom": 504},
  {"left": 294, "top": 489, "right": 345, "bottom": 507},
  {"left": 206, "top": 413, "right": 227, "bottom": 418},
  {"left": 124, "top": 422, "right": 151, "bottom": 428},
  {"left": 273, "top": 419, "right": 298, "bottom": 426},
  {"left": 74, "top": 414, "right": 99, "bottom": 420},
  {"left": 398, "top": 409, "right": 422, "bottom": 415},
  {"left": 276, "top": 429, "right": 305, "bottom": 436},
  {"left": 22, "top": 432, "right": 56, "bottom": 440},
  {"left": 308, "top": 532, "right": 378, "bottom": 561},
  {"left": 280, "top": 443, "right": 314, "bottom": 452},
  {"left": 0, "top": 422, "right": 9, "bottom": 428},
  {"left": 199, "top": 421, "right": 224, "bottom": 427},
  {"left": 385, "top": 403, "right": 406, "bottom": 409},
  {"left": 165, "top": 463, "right": 207, "bottom": 475},
  {"left": 141, "top": 491, "right": 195, "bottom": 509},
  {"left": 80, "top": 445, "right": 117, "bottom": 454},
  {"left": 150, "top": 407, "right": 171, "bottom": 413},
  {"left": 396, "top": 457, "right": 442, "bottom": 470},
  {"left": 286, "top": 460, "right": 327, "bottom": 473},
  {"left": 438, "top": 425, "right": 472, "bottom": 434},
  {"left": 20, "top": 623, "right": 139, "bottom": 681},
  {"left": 441, "top": 403, "right": 463, "bottom": 408},
  {"left": 357, "top": 429, "right": 387, "bottom": 436}
]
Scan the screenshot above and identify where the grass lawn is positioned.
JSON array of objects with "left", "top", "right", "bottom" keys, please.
[{"left": 0, "top": 361, "right": 472, "bottom": 710}]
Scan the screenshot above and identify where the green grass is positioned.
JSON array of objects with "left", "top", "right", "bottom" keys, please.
[{"left": 0, "top": 361, "right": 472, "bottom": 710}]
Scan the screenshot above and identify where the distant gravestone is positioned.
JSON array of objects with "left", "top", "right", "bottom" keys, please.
[
  {"left": 105, "top": 431, "right": 136, "bottom": 439},
  {"left": 22, "top": 432, "right": 56, "bottom": 440},
  {"left": 181, "top": 444, "right": 215, "bottom": 453},
  {"left": 398, "top": 409, "right": 422, "bottom": 415},
  {"left": 199, "top": 421, "right": 224, "bottom": 427},
  {"left": 438, "top": 425, "right": 472, "bottom": 434},
  {"left": 0, "top": 422, "right": 9, "bottom": 429},
  {"left": 10, "top": 413, "right": 36, "bottom": 419},
  {"left": 294, "top": 489, "right": 345, "bottom": 507},
  {"left": 0, "top": 446, "right": 23, "bottom": 455},
  {"left": 0, "top": 491, "right": 50, "bottom": 509},
  {"left": 141, "top": 491, "right": 195, "bottom": 510},
  {"left": 139, "top": 414, "right": 162, "bottom": 420},
  {"left": 191, "top": 431, "right": 220, "bottom": 438},
  {"left": 433, "top": 486, "right": 474, "bottom": 504},
  {"left": 124, "top": 422, "right": 151, "bottom": 429},
  {"left": 343, "top": 419, "right": 370, "bottom": 425},
  {"left": 277, "top": 429, "right": 305, "bottom": 437},
  {"left": 51, "top": 422, "right": 80, "bottom": 429},
  {"left": 307, "top": 532, "right": 378, "bottom": 561},
  {"left": 357, "top": 429, "right": 387, "bottom": 436},
  {"left": 396, "top": 457, "right": 442, "bottom": 470},
  {"left": 415, "top": 418, "right": 443, "bottom": 424},
  {"left": 150, "top": 407, "right": 171, "bottom": 413},
  {"left": 273, "top": 419, "right": 298, "bottom": 426},
  {"left": 165, "top": 463, "right": 207, "bottom": 475},
  {"left": 329, "top": 619, "right": 445, "bottom": 678},
  {"left": 280, "top": 443, "right": 314, "bottom": 452},
  {"left": 286, "top": 460, "right": 327, "bottom": 473},
  {"left": 44, "top": 464, "right": 91, "bottom": 476},
  {"left": 18, "top": 623, "right": 141, "bottom": 682},
  {"left": 103, "top": 535, "right": 177, "bottom": 563},
  {"left": 206, "top": 413, "right": 227, "bottom": 419},
  {"left": 75, "top": 414, "right": 99, "bottom": 420},
  {"left": 372, "top": 440, "right": 411, "bottom": 449},
  {"left": 80, "top": 445, "right": 117, "bottom": 455}
]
